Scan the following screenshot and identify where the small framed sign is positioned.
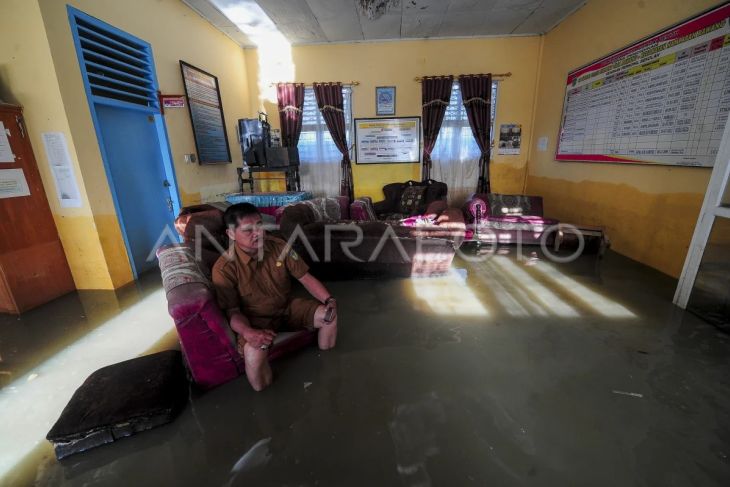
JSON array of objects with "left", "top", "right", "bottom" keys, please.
[
  {"left": 160, "top": 95, "right": 185, "bottom": 108},
  {"left": 375, "top": 86, "right": 396, "bottom": 116}
]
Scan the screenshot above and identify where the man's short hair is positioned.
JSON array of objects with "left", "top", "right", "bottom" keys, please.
[{"left": 224, "top": 203, "right": 261, "bottom": 227}]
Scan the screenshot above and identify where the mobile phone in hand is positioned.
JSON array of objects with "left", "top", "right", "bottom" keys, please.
[{"left": 324, "top": 306, "right": 335, "bottom": 323}]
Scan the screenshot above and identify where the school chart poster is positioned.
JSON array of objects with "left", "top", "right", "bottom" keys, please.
[{"left": 556, "top": 3, "right": 730, "bottom": 167}]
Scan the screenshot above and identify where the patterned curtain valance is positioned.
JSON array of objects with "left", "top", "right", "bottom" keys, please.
[
  {"left": 422, "top": 99, "right": 449, "bottom": 108},
  {"left": 319, "top": 105, "right": 344, "bottom": 113},
  {"left": 463, "top": 97, "right": 490, "bottom": 106},
  {"left": 279, "top": 105, "right": 302, "bottom": 113}
]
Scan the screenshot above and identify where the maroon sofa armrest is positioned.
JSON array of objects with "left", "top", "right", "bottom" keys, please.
[
  {"left": 373, "top": 198, "right": 395, "bottom": 216},
  {"left": 351, "top": 197, "right": 377, "bottom": 221}
]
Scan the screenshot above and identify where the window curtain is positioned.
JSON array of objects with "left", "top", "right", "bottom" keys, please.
[
  {"left": 421, "top": 76, "right": 453, "bottom": 180},
  {"left": 459, "top": 74, "right": 493, "bottom": 194},
  {"left": 432, "top": 82, "right": 481, "bottom": 207},
  {"left": 298, "top": 88, "right": 346, "bottom": 197},
  {"left": 276, "top": 83, "right": 305, "bottom": 147},
  {"left": 313, "top": 82, "right": 354, "bottom": 201}
]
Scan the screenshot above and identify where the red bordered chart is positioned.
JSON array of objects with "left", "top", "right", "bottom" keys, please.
[{"left": 556, "top": 3, "right": 730, "bottom": 167}]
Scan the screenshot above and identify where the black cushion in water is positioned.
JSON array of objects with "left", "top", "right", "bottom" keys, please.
[{"left": 46, "top": 350, "right": 188, "bottom": 460}]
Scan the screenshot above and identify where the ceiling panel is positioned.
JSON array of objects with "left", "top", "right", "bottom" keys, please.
[
  {"left": 183, "top": 0, "right": 588, "bottom": 47},
  {"left": 255, "top": 0, "right": 327, "bottom": 43},
  {"left": 182, "top": 0, "right": 255, "bottom": 46},
  {"left": 356, "top": 7, "right": 403, "bottom": 40},
  {"left": 305, "top": 0, "right": 364, "bottom": 42},
  {"left": 511, "top": 0, "right": 586, "bottom": 34}
]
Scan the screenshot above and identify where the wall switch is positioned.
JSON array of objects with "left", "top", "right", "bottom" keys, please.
[
  {"left": 184, "top": 153, "right": 197, "bottom": 163},
  {"left": 537, "top": 137, "right": 548, "bottom": 152}
]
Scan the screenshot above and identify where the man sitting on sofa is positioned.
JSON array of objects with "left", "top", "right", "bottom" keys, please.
[{"left": 212, "top": 203, "right": 338, "bottom": 391}]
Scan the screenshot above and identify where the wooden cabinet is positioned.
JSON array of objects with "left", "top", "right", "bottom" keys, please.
[{"left": 0, "top": 103, "right": 75, "bottom": 314}]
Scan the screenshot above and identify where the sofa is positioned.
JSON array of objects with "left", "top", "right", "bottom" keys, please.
[
  {"left": 275, "top": 196, "right": 465, "bottom": 279},
  {"left": 372, "top": 179, "right": 448, "bottom": 220},
  {"left": 157, "top": 204, "right": 316, "bottom": 390},
  {"left": 462, "top": 193, "right": 559, "bottom": 245}
]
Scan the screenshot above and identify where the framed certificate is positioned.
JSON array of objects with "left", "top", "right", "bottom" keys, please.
[
  {"left": 180, "top": 61, "right": 232, "bottom": 164},
  {"left": 375, "top": 86, "right": 396, "bottom": 116},
  {"left": 355, "top": 117, "right": 421, "bottom": 164}
]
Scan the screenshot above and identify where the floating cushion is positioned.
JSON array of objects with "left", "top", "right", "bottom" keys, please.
[{"left": 46, "top": 351, "right": 188, "bottom": 460}]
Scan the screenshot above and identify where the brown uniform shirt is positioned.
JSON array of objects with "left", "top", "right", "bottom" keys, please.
[{"left": 212, "top": 236, "right": 315, "bottom": 329}]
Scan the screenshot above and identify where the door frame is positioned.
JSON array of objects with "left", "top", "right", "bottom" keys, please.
[
  {"left": 67, "top": 6, "right": 181, "bottom": 278},
  {"left": 674, "top": 114, "right": 730, "bottom": 308}
]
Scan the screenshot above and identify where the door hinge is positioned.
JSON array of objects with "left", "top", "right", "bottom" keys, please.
[
  {"left": 166, "top": 196, "right": 173, "bottom": 213},
  {"left": 15, "top": 115, "right": 25, "bottom": 138}
]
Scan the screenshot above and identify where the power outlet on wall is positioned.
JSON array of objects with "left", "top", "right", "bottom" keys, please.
[{"left": 184, "top": 153, "right": 197, "bottom": 163}]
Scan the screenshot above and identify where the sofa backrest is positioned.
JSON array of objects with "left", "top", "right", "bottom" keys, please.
[
  {"left": 278, "top": 196, "right": 349, "bottom": 241},
  {"left": 380, "top": 179, "right": 448, "bottom": 216},
  {"left": 275, "top": 196, "right": 349, "bottom": 224},
  {"left": 468, "top": 193, "right": 543, "bottom": 217},
  {"left": 174, "top": 205, "right": 228, "bottom": 254}
]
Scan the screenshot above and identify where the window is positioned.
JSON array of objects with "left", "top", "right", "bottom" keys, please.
[
  {"left": 299, "top": 86, "right": 353, "bottom": 162},
  {"left": 298, "top": 87, "right": 353, "bottom": 196},
  {"left": 432, "top": 81, "right": 498, "bottom": 205}
]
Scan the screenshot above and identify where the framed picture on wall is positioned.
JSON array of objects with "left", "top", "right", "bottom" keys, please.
[
  {"left": 375, "top": 86, "right": 396, "bottom": 116},
  {"left": 180, "top": 61, "right": 231, "bottom": 164}
]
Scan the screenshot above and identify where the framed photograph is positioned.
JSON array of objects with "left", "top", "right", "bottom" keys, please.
[
  {"left": 355, "top": 117, "right": 420, "bottom": 164},
  {"left": 375, "top": 86, "right": 396, "bottom": 116},
  {"left": 180, "top": 61, "right": 232, "bottom": 164}
]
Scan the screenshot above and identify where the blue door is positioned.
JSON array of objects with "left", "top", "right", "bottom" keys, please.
[
  {"left": 95, "top": 106, "right": 175, "bottom": 274},
  {"left": 68, "top": 7, "right": 180, "bottom": 277}
]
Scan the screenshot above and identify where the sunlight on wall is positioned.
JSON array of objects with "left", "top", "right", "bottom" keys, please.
[
  {"left": 531, "top": 261, "right": 636, "bottom": 318},
  {"left": 410, "top": 269, "right": 490, "bottom": 317},
  {"left": 210, "top": 0, "right": 293, "bottom": 104},
  {"left": 0, "top": 289, "right": 173, "bottom": 481},
  {"left": 490, "top": 256, "right": 581, "bottom": 318}
]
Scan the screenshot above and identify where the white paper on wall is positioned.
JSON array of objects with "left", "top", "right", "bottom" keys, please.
[
  {"left": 0, "top": 122, "right": 15, "bottom": 163},
  {"left": 0, "top": 168, "right": 31, "bottom": 198},
  {"left": 41, "top": 132, "right": 82, "bottom": 208}
]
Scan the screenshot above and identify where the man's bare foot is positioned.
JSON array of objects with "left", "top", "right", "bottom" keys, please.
[
  {"left": 314, "top": 305, "right": 337, "bottom": 350},
  {"left": 242, "top": 342, "right": 272, "bottom": 391}
]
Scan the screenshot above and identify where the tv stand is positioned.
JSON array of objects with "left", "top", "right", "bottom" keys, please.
[{"left": 237, "top": 165, "right": 301, "bottom": 193}]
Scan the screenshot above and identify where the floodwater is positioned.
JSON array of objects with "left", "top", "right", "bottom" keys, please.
[{"left": 2, "top": 249, "right": 730, "bottom": 486}]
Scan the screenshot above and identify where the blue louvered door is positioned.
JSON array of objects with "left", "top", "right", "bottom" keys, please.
[{"left": 68, "top": 7, "right": 180, "bottom": 277}]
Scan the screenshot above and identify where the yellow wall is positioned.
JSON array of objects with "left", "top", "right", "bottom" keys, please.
[
  {"left": 0, "top": 0, "right": 118, "bottom": 289},
  {"left": 30, "top": 0, "right": 253, "bottom": 288},
  {"left": 5, "top": 0, "right": 721, "bottom": 286},
  {"left": 244, "top": 36, "right": 542, "bottom": 199},
  {"left": 527, "top": 0, "right": 718, "bottom": 277}
]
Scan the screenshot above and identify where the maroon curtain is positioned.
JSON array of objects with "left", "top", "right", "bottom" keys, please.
[
  {"left": 276, "top": 83, "right": 305, "bottom": 147},
  {"left": 459, "top": 74, "right": 493, "bottom": 194},
  {"left": 313, "top": 82, "right": 353, "bottom": 200},
  {"left": 421, "top": 76, "right": 453, "bottom": 180}
]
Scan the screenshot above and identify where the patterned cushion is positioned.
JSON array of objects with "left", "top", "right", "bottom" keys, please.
[
  {"left": 398, "top": 186, "right": 427, "bottom": 215},
  {"left": 302, "top": 197, "right": 342, "bottom": 222}
]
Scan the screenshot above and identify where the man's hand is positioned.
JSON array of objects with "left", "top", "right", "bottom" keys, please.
[{"left": 241, "top": 327, "right": 276, "bottom": 349}]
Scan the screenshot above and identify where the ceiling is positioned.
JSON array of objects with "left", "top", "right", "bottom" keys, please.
[{"left": 184, "top": 0, "right": 587, "bottom": 47}]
